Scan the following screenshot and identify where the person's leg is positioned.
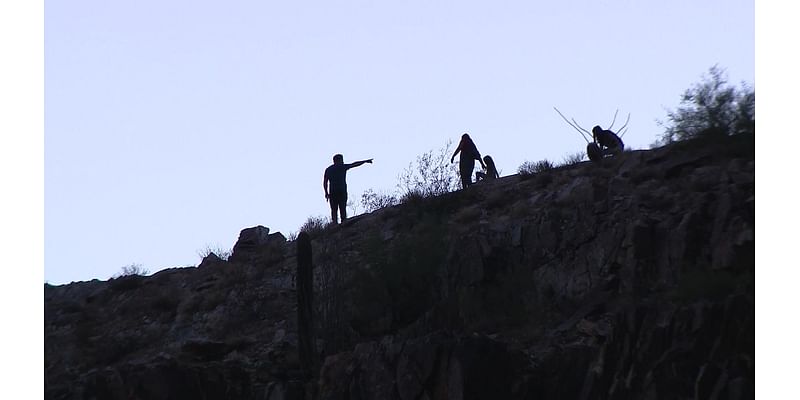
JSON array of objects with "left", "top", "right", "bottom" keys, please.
[
  {"left": 460, "top": 159, "right": 474, "bottom": 189},
  {"left": 329, "top": 198, "right": 339, "bottom": 224},
  {"left": 339, "top": 194, "right": 348, "bottom": 222}
]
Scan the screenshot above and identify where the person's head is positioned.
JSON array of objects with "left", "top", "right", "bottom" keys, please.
[
  {"left": 592, "top": 126, "right": 602, "bottom": 135},
  {"left": 333, "top": 154, "right": 344, "bottom": 164},
  {"left": 484, "top": 155, "right": 495, "bottom": 167}
]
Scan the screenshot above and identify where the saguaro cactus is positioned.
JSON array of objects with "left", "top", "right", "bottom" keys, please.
[{"left": 296, "top": 232, "right": 316, "bottom": 375}]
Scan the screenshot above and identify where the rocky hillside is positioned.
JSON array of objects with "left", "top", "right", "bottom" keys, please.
[{"left": 44, "top": 134, "right": 754, "bottom": 400}]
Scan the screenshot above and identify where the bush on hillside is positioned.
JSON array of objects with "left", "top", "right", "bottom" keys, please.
[
  {"left": 354, "top": 141, "right": 458, "bottom": 216},
  {"left": 560, "top": 152, "right": 585, "bottom": 166},
  {"left": 109, "top": 264, "right": 148, "bottom": 291},
  {"left": 657, "top": 65, "right": 754, "bottom": 145},
  {"left": 299, "top": 215, "right": 328, "bottom": 236},
  {"left": 114, "top": 263, "right": 149, "bottom": 278},
  {"left": 197, "top": 244, "right": 231, "bottom": 261},
  {"left": 397, "top": 139, "right": 460, "bottom": 198},
  {"left": 517, "top": 159, "right": 554, "bottom": 176},
  {"left": 360, "top": 188, "right": 399, "bottom": 213}
]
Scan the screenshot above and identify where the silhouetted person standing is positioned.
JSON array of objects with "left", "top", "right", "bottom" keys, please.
[
  {"left": 475, "top": 155, "right": 499, "bottom": 182},
  {"left": 451, "top": 133, "right": 486, "bottom": 189},
  {"left": 323, "top": 154, "right": 373, "bottom": 224}
]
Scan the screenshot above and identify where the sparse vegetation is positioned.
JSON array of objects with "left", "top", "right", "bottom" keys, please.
[
  {"left": 299, "top": 215, "right": 328, "bottom": 236},
  {"left": 346, "top": 199, "right": 361, "bottom": 219},
  {"left": 657, "top": 65, "right": 754, "bottom": 145},
  {"left": 517, "top": 159, "right": 554, "bottom": 176},
  {"left": 397, "top": 139, "right": 460, "bottom": 198},
  {"left": 560, "top": 152, "right": 585, "bottom": 166},
  {"left": 113, "top": 263, "right": 149, "bottom": 278},
  {"left": 398, "top": 188, "right": 426, "bottom": 206},
  {"left": 197, "top": 244, "right": 231, "bottom": 261},
  {"left": 360, "top": 188, "right": 399, "bottom": 213},
  {"left": 355, "top": 141, "right": 459, "bottom": 216},
  {"left": 109, "top": 266, "right": 146, "bottom": 291}
]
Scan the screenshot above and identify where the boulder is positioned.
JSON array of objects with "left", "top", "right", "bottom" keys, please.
[{"left": 229, "top": 225, "right": 287, "bottom": 264}]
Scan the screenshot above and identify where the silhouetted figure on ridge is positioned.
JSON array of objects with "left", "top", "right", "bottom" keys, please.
[
  {"left": 553, "top": 107, "right": 629, "bottom": 163},
  {"left": 590, "top": 125, "right": 624, "bottom": 161},
  {"left": 323, "top": 154, "right": 373, "bottom": 224},
  {"left": 475, "top": 155, "right": 499, "bottom": 182},
  {"left": 450, "top": 133, "right": 486, "bottom": 189}
]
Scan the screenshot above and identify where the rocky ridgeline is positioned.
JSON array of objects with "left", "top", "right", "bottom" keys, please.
[{"left": 45, "top": 134, "right": 754, "bottom": 400}]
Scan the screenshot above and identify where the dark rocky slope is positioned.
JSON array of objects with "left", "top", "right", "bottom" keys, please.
[{"left": 45, "top": 134, "right": 754, "bottom": 399}]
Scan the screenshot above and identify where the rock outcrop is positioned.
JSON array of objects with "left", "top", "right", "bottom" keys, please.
[{"left": 45, "top": 134, "right": 754, "bottom": 399}]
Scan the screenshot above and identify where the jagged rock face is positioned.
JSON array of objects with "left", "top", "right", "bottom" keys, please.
[
  {"left": 45, "top": 134, "right": 754, "bottom": 399},
  {"left": 318, "top": 333, "right": 531, "bottom": 400},
  {"left": 230, "top": 225, "right": 287, "bottom": 264},
  {"left": 308, "top": 135, "right": 753, "bottom": 399},
  {"left": 44, "top": 233, "right": 301, "bottom": 399}
]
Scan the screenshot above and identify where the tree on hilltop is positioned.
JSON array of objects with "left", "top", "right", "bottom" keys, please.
[{"left": 657, "top": 65, "right": 754, "bottom": 145}]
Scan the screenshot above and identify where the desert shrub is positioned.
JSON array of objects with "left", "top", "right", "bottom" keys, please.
[
  {"left": 398, "top": 188, "right": 426, "bottom": 206},
  {"left": 657, "top": 65, "right": 754, "bottom": 145},
  {"left": 342, "top": 199, "right": 362, "bottom": 219},
  {"left": 560, "top": 152, "right": 585, "bottom": 166},
  {"left": 109, "top": 264, "right": 149, "bottom": 290},
  {"left": 518, "top": 159, "right": 554, "bottom": 176},
  {"left": 397, "top": 139, "right": 460, "bottom": 198},
  {"left": 114, "top": 263, "right": 149, "bottom": 277},
  {"left": 517, "top": 161, "right": 534, "bottom": 175},
  {"left": 299, "top": 215, "right": 328, "bottom": 236},
  {"left": 355, "top": 141, "right": 460, "bottom": 217},
  {"left": 287, "top": 216, "right": 329, "bottom": 243},
  {"left": 360, "top": 188, "right": 399, "bottom": 213},
  {"left": 197, "top": 244, "right": 231, "bottom": 261}
]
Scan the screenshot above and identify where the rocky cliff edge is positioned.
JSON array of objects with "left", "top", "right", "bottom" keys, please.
[{"left": 45, "top": 134, "right": 754, "bottom": 400}]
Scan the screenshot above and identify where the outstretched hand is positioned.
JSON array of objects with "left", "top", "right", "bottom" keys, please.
[{"left": 366, "top": 158, "right": 373, "bottom": 164}]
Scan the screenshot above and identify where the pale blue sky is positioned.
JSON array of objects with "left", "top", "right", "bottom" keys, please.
[{"left": 45, "top": 0, "right": 754, "bottom": 284}]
